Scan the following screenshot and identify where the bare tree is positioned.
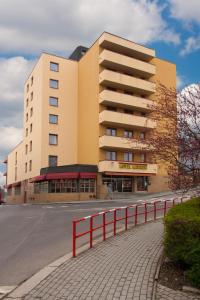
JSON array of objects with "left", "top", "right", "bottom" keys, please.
[{"left": 145, "top": 83, "right": 200, "bottom": 195}]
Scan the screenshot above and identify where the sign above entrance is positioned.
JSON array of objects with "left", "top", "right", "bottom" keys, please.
[{"left": 119, "top": 163, "right": 148, "bottom": 170}]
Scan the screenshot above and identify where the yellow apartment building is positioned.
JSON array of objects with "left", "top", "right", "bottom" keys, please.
[{"left": 4, "top": 32, "right": 176, "bottom": 203}]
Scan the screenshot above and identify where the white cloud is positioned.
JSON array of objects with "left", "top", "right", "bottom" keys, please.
[
  {"left": 169, "top": 0, "right": 200, "bottom": 24},
  {"left": 0, "top": 0, "right": 180, "bottom": 55},
  {"left": 180, "top": 36, "right": 200, "bottom": 56},
  {"left": 0, "top": 127, "right": 22, "bottom": 157}
]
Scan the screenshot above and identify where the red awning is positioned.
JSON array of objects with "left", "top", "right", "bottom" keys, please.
[
  {"left": 6, "top": 184, "right": 12, "bottom": 189},
  {"left": 46, "top": 172, "right": 79, "bottom": 180},
  {"left": 79, "top": 172, "right": 97, "bottom": 179},
  {"left": 12, "top": 181, "right": 21, "bottom": 187},
  {"left": 30, "top": 175, "right": 46, "bottom": 182}
]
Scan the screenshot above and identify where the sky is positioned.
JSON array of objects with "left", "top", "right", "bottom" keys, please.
[{"left": 0, "top": 0, "right": 200, "bottom": 185}]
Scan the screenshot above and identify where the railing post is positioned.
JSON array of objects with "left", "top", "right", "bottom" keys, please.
[
  {"left": 154, "top": 202, "right": 156, "bottom": 220},
  {"left": 125, "top": 207, "right": 128, "bottom": 230},
  {"left": 72, "top": 220, "right": 76, "bottom": 258},
  {"left": 164, "top": 200, "right": 167, "bottom": 217},
  {"left": 90, "top": 216, "right": 93, "bottom": 249},
  {"left": 144, "top": 203, "right": 147, "bottom": 223},
  {"left": 114, "top": 210, "right": 117, "bottom": 235},
  {"left": 103, "top": 212, "right": 106, "bottom": 241},
  {"left": 135, "top": 205, "right": 138, "bottom": 226}
]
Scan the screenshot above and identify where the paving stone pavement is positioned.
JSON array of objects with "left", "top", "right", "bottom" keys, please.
[
  {"left": 18, "top": 220, "right": 163, "bottom": 300},
  {"left": 156, "top": 283, "right": 200, "bottom": 300}
]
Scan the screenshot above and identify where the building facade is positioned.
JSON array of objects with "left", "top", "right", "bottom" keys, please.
[{"left": 4, "top": 32, "right": 176, "bottom": 203}]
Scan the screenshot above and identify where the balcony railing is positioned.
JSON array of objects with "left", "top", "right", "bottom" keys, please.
[
  {"left": 99, "top": 160, "right": 157, "bottom": 175},
  {"left": 99, "top": 135, "right": 151, "bottom": 151},
  {"left": 99, "top": 90, "right": 154, "bottom": 111},
  {"left": 99, "top": 69, "right": 156, "bottom": 95},
  {"left": 99, "top": 49, "right": 156, "bottom": 78},
  {"left": 99, "top": 110, "right": 156, "bottom": 129}
]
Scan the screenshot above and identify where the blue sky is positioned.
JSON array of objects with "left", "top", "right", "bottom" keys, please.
[{"left": 0, "top": 0, "right": 199, "bottom": 185}]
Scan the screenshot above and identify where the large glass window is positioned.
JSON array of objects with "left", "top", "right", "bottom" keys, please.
[
  {"left": 106, "top": 151, "right": 117, "bottom": 161},
  {"left": 140, "top": 132, "right": 145, "bottom": 140},
  {"left": 49, "top": 134, "right": 58, "bottom": 145},
  {"left": 79, "top": 179, "right": 95, "bottom": 193},
  {"left": 50, "top": 62, "right": 59, "bottom": 72},
  {"left": 48, "top": 155, "right": 58, "bottom": 167},
  {"left": 49, "top": 114, "right": 58, "bottom": 124},
  {"left": 49, "top": 96, "right": 58, "bottom": 107},
  {"left": 48, "top": 180, "right": 77, "bottom": 193},
  {"left": 106, "top": 128, "right": 116, "bottom": 136},
  {"left": 124, "top": 152, "right": 133, "bottom": 162},
  {"left": 14, "top": 186, "right": 21, "bottom": 195},
  {"left": 34, "top": 182, "right": 48, "bottom": 194},
  {"left": 124, "top": 130, "right": 133, "bottom": 138},
  {"left": 50, "top": 79, "right": 58, "bottom": 89}
]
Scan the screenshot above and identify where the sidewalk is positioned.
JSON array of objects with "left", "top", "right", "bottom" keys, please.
[{"left": 6, "top": 221, "right": 163, "bottom": 300}]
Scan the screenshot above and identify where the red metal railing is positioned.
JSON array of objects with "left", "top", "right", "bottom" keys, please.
[{"left": 72, "top": 197, "right": 189, "bottom": 257}]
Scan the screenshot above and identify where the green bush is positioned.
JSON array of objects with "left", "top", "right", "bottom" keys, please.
[{"left": 164, "top": 197, "right": 200, "bottom": 288}]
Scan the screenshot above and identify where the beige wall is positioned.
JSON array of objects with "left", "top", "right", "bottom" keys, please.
[
  {"left": 7, "top": 142, "right": 24, "bottom": 184},
  {"left": 78, "top": 41, "right": 100, "bottom": 164}
]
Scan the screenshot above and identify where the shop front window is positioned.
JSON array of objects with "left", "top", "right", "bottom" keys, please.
[
  {"left": 79, "top": 179, "right": 95, "bottom": 193},
  {"left": 137, "top": 176, "right": 148, "bottom": 191}
]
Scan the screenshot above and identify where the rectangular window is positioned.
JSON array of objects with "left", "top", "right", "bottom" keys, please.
[
  {"left": 26, "top": 98, "right": 29, "bottom": 107},
  {"left": 124, "top": 152, "right": 133, "bottom": 162},
  {"left": 49, "top": 134, "right": 58, "bottom": 145},
  {"left": 141, "top": 112, "right": 146, "bottom": 117},
  {"left": 25, "top": 162, "right": 27, "bottom": 173},
  {"left": 29, "top": 160, "right": 32, "bottom": 171},
  {"left": 124, "top": 90, "right": 133, "bottom": 96},
  {"left": 31, "top": 92, "right": 33, "bottom": 101},
  {"left": 15, "top": 167, "right": 17, "bottom": 181},
  {"left": 26, "top": 113, "right": 28, "bottom": 122},
  {"left": 30, "top": 123, "right": 33, "bottom": 132},
  {"left": 48, "top": 155, "right": 58, "bottom": 167},
  {"left": 106, "top": 128, "right": 116, "bottom": 136},
  {"left": 30, "top": 141, "right": 32, "bottom": 152},
  {"left": 50, "top": 62, "right": 59, "bottom": 72},
  {"left": 34, "top": 181, "right": 48, "bottom": 194},
  {"left": 50, "top": 79, "right": 58, "bottom": 89},
  {"left": 140, "top": 132, "right": 145, "bottom": 140},
  {"left": 14, "top": 186, "right": 21, "bottom": 196},
  {"left": 49, "top": 96, "right": 58, "bottom": 107},
  {"left": 49, "top": 114, "right": 58, "bottom": 124},
  {"left": 106, "top": 151, "right": 117, "bottom": 161},
  {"left": 48, "top": 179, "right": 77, "bottom": 193},
  {"left": 25, "top": 144, "right": 28, "bottom": 154},
  {"left": 27, "top": 84, "right": 29, "bottom": 93},
  {"left": 124, "top": 130, "right": 133, "bottom": 138},
  {"left": 140, "top": 153, "right": 146, "bottom": 163},
  {"left": 79, "top": 179, "right": 95, "bottom": 193},
  {"left": 26, "top": 128, "right": 28, "bottom": 137},
  {"left": 31, "top": 76, "right": 33, "bottom": 86},
  {"left": 30, "top": 107, "right": 33, "bottom": 117}
]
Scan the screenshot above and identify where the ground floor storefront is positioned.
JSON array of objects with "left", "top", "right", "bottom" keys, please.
[{"left": 6, "top": 164, "right": 169, "bottom": 203}]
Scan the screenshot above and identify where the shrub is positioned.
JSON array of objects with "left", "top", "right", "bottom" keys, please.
[{"left": 164, "top": 197, "right": 200, "bottom": 288}]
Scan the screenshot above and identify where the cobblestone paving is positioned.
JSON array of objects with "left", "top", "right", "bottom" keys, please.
[
  {"left": 23, "top": 221, "right": 163, "bottom": 300},
  {"left": 156, "top": 283, "right": 200, "bottom": 300}
]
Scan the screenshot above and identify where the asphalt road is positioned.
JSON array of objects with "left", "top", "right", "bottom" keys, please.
[{"left": 0, "top": 191, "right": 189, "bottom": 287}]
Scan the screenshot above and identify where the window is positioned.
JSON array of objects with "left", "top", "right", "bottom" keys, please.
[
  {"left": 79, "top": 179, "right": 95, "bottom": 193},
  {"left": 30, "top": 123, "right": 33, "bottom": 132},
  {"left": 124, "top": 90, "right": 133, "bottom": 96},
  {"left": 27, "top": 84, "right": 29, "bottom": 93},
  {"left": 49, "top": 134, "right": 58, "bottom": 145},
  {"left": 106, "top": 151, "right": 116, "bottom": 161},
  {"left": 29, "top": 160, "right": 32, "bottom": 171},
  {"left": 7, "top": 187, "right": 12, "bottom": 196},
  {"left": 49, "top": 96, "right": 58, "bottom": 107},
  {"left": 26, "top": 113, "right": 28, "bottom": 122},
  {"left": 140, "top": 153, "right": 146, "bottom": 163},
  {"left": 14, "top": 186, "right": 21, "bottom": 195},
  {"left": 15, "top": 152, "right": 17, "bottom": 165},
  {"left": 124, "top": 130, "right": 133, "bottom": 138},
  {"left": 30, "top": 107, "right": 33, "bottom": 117},
  {"left": 26, "top": 98, "right": 29, "bottom": 107},
  {"left": 15, "top": 167, "right": 17, "bottom": 181},
  {"left": 31, "top": 92, "right": 33, "bottom": 101},
  {"left": 34, "top": 181, "right": 48, "bottom": 194},
  {"left": 106, "top": 128, "right": 116, "bottom": 136},
  {"left": 49, "top": 114, "right": 58, "bottom": 124},
  {"left": 26, "top": 128, "right": 28, "bottom": 137},
  {"left": 124, "top": 109, "right": 133, "bottom": 115},
  {"left": 107, "top": 87, "right": 117, "bottom": 92},
  {"left": 48, "top": 179, "right": 77, "bottom": 193},
  {"left": 50, "top": 79, "right": 58, "bottom": 89},
  {"left": 140, "top": 132, "right": 145, "bottom": 140},
  {"left": 48, "top": 155, "right": 58, "bottom": 167},
  {"left": 30, "top": 141, "right": 32, "bottom": 152},
  {"left": 107, "top": 106, "right": 117, "bottom": 112},
  {"left": 50, "top": 62, "right": 59, "bottom": 72},
  {"left": 25, "top": 144, "right": 28, "bottom": 154},
  {"left": 141, "top": 112, "right": 146, "bottom": 117},
  {"left": 31, "top": 76, "right": 33, "bottom": 86},
  {"left": 124, "top": 152, "right": 133, "bottom": 162},
  {"left": 25, "top": 162, "right": 27, "bottom": 173}
]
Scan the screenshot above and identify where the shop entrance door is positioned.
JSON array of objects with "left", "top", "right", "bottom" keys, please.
[{"left": 103, "top": 177, "right": 132, "bottom": 193}]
